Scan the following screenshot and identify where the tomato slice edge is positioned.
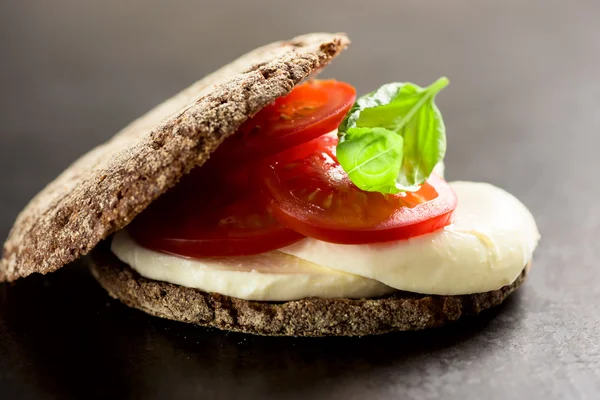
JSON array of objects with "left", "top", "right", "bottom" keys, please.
[
  {"left": 256, "top": 132, "right": 458, "bottom": 244},
  {"left": 210, "top": 80, "right": 356, "bottom": 166}
]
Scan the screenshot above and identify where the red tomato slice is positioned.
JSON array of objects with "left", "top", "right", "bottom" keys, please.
[
  {"left": 211, "top": 80, "right": 356, "bottom": 165},
  {"left": 128, "top": 165, "right": 304, "bottom": 257},
  {"left": 258, "top": 135, "right": 458, "bottom": 244}
]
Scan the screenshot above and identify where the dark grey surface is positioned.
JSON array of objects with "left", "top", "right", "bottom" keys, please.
[{"left": 1, "top": 1, "right": 599, "bottom": 399}]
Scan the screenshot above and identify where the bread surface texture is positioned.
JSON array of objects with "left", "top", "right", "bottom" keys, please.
[{"left": 1, "top": 33, "right": 349, "bottom": 282}]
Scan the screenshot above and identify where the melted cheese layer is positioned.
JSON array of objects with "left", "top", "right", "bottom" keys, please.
[
  {"left": 112, "top": 181, "right": 539, "bottom": 300},
  {"left": 281, "top": 181, "right": 540, "bottom": 295},
  {"left": 111, "top": 232, "right": 395, "bottom": 301}
]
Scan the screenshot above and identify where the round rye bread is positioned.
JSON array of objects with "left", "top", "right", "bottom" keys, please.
[
  {"left": 0, "top": 33, "right": 350, "bottom": 282},
  {"left": 88, "top": 244, "right": 529, "bottom": 337},
  {"left": 2, "top": 32, "right": 529, "bottom": 337}
]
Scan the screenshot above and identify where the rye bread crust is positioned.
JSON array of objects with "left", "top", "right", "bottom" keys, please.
[
  {"left": 1, "top": 33, "right": 350, "bottom": 282},
  {"left": 88, "top": 243, "right": 529, "bottom": 337}
]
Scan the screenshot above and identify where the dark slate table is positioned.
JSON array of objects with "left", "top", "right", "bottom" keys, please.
[{"left": 1, "top": 1, "right": 599, "bottom": 399}]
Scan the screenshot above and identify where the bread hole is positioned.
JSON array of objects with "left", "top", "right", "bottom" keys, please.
[
  {"left": 55, "top": 207, "right": 72, "bottom": 228},
  {"left": 320, "top": 42, "right": 338, "bottom": 56},
  {"left": 151, "top": 140, "right": 165, "bottom": 150},
  {"left": 244, "top": 61, "right": 267, "bottom": 73},
  {"left": 284, "top": 40, "right": 304, "bottom": 48},
  {"left": 159, "top": 290, "right": 167, "bottom": 298},
  {"left": 260, "top": 68, "right": 276, "bottom": 80}
]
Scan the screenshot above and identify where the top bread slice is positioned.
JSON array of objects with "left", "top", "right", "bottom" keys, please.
[{"left": 1, "top": 33, "right": 350, "bottom": 282}]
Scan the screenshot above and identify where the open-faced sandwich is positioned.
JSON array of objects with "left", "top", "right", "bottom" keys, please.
[{"left": 0, "top": 33, "right": 540, "bottom": 336}]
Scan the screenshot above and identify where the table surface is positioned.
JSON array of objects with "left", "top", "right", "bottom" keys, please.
[{"left": 1, "top": 1, "right": 599, "bottom": 399}]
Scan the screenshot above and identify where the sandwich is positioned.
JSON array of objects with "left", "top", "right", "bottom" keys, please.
[{"left": 0, "top": 33, "right": 540, "bottom": 337}]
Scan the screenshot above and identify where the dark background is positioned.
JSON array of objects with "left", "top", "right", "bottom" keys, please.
[{"left": 1, "top": 1, "right": 599, "bottom": 399}]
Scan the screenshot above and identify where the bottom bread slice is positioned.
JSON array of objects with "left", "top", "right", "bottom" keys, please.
[{"left": 88, "top": 244, "right": 529, "bottom": 337}]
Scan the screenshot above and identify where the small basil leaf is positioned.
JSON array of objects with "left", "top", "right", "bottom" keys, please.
[{"left": 337, "top": 127, "right": 404, "bottom": 193}]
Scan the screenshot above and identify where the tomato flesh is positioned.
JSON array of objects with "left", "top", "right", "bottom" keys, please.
[
  {"left": 128, "top": 165, "right": 304, "bottom": 257},
  {"left": 258, "top": 134, "right": 457, "bottom": 244},
  {"left": 211, "top": 80, "right": 356, "bottom": 166}
]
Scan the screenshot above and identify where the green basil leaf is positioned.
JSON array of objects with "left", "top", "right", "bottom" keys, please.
[
  {"left": 337, "top": 77, "right": 448, "bottom": 193},
  {"left": 337, "top": 127, "right": 404, "bottom": 194}
]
